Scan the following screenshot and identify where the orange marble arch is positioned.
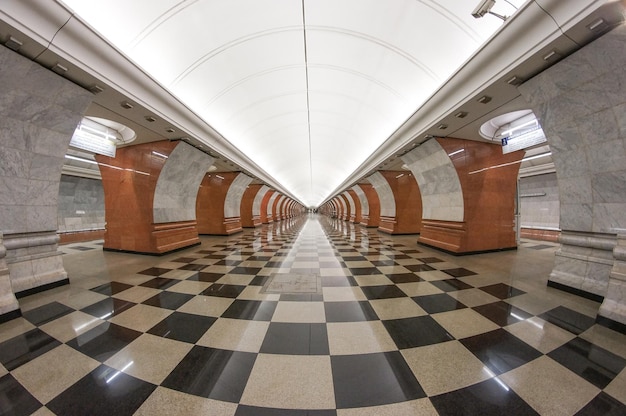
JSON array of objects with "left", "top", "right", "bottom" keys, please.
[
  {"left": 347, "top": 189, "right": 362, "bottom": 224},
  {"left": 96, "top": 141, "right": 201, "bottom": 254},
  {"left": 418, "top": 138, "right": 524, "bottom": 253},
  {"left": 260, "top": 190, "right": 276, "bottom": 224},
  {"left": 196, "top": 172, "right": 243, "bottom": 235},
  {"left": 358, "top": 183, "right": 380, "bottom": 228},
  {"left": 379, "top": 171, "right": 422, "bottom": 235},
  {"left": 241, "top": 184, "right": 263, "bottom": 228}
]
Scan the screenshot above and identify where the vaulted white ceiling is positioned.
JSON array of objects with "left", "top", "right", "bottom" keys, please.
[{"left": 61, "top": 0, "right": 521, "bottom": 207}]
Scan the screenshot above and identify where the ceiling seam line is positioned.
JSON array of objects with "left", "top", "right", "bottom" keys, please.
[{"left": 302, "top": 0, "right": 313, "bottom": 205}]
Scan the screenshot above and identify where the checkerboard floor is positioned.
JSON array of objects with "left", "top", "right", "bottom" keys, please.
[{"left": 2, "top": 215, "right": 626, "bottom": 415}]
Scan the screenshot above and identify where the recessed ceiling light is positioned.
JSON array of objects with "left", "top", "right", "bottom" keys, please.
[
  {"left": 506, "top": 76, "right": 523, "bottom": 86},
  {"left": 5, "top": 36, "right": 22, "bottom": 51},
  {"left": 543, "top": 50, "right": 558, "bottom": 61},
  {"left": 454, "top": 111, "right": 468, "bottom": 118},
  {"left": 438, "top": 124, "right": 448, "bottom": 130},
  {"left": 120, "top": 101, "right": 134, "bottom": 109},
  {"left": 165, "top": 127, "right": 175, "bottom": 133},
  {"left": 145, "top": 116, "right": 156, "bottom": 122},
  {"left": 88, "top": 84, "right": 104, "bottom": 94},
  {"left": 52, "top": 63, "right": 68, "bottom": 74},
  {"left": 587, "top": 18, "right": 606, "bottom": 31},
  {"left": 477, "top": 95, "right": 492, "bottom": 104}
]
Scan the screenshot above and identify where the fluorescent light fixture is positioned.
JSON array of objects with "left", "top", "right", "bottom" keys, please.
[
  {"left": 395, "top": 173, "right": 404, "bottom": 178},
  {"left": 522, "top": 152, "right": 552, "bottom": 162},
  {"left": 151, "top": 151, "right": 169, "bottom": 159},
  {"left": 448, "top": 149, "right": 464, "bottom": 157},
  {"left": 499, "top": 119, "right": 538, "bottom": 137},
  {"left": 543, "top": 50, "right": 558, "bottom": 61},
  {"left": 468, "top": 152, "right": 551, "bottom": 174},
  {"left": 64, "top": 154, "right": 97, "bottom": 164},
  {"left": 477, "top": 95, "right": 492, "bottom": 104},
  {"left": 454, "top": 111, "right": 468, "bottom": 118},
  {"left": 587, "top": 18, "right": 605, "bottom": 31}
]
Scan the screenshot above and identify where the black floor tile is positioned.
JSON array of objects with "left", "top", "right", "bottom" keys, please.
[
  {"left": 248, "top": 276, "right": 271, "bottom": 286},
  {"left": 214, "top": 259, "right": 243, "bottom": 267},
  {"left": 547, "top": 337, "right": 626, "bottom": 389},
  {"left": 461, "top": 329, "right": 542, "bottom": 375},
  {"left": 479, "top": 283, "right": 525, "bottom": 299},
  {"left": 137, "top": 267, "right": 173, "bottom": 276},
  {"left": 331, "top": 351, "right": 426, "bottom": 408},
  {"left": 430, "top": 279, "right": 473, "bottom": 292},
  {"left": 67, "top": 322, "right": 141, "bottom": 362},
  {"left": 320, "top": 276, "right": 357, "bottom": 287},
  {"left": 46, "top": 364, "right": 156, "bottom": 416},
  {"left": 90, "top": 281, "right": 133, "bottom": 296},
  {"left": 142, "top": 291, "right": 194, "bottom": 310},
  {"left": 139, "top": 277, "right": 179, "bottom": 290},
  {"left": 221, "top": 300, "right": 277, "bottom": 321},
  {"left": 190, "top": 272, "right": 225, "bottom": 282},
  {"left": 360, "top": 285, "right": 407, "bottom": 300},
  {"left": 387, "top": 273, "right": 422, "bottom": 284},
  {"left": 147, "top": 312, "right": 216, "bottom": 344},
  {"left": 412, "top": 293, "right": 466, "bottom": 314},
  {"left": 405, "top": 264, "right": 436, "bottom": 273},
  {"left": 539, "top": 306, "right": 596, "bottom": 335},
  {"left": 235, "top": 405, "right": 336, "bottom": 416},
  {"left": 80, "top": 298, "right": 136, "bottom": 319},
  {"left": 260, "top": 322, "right": 329, "bottom": 355},
  {"left": 161, "top": 346, "right": 256, "bottom": 402},
  {"left": 419, "top": 257, "right": 445, "bottom": 263},
  {"left": 0, "top": 374, "right": 42, "bottom": 416},
  {"left": 370, "top": 260, "right": 398, "bottom": 267},
  {"left": 342, "top": 256, "right": 367, "bottom": 262},
  {"left": 200, "top": 284, "right": 246, "bottom": 298},
  {"left": 22, "top": 301, "right": 74, "bottom": 326},
  {"left": 172, "top": 256, "right": 199, "bottom": 263},
  {"left": 0, "top": 329, "right": 61, "bottom": 371},
  {"left": 473, "top": 301, "right": 533, "bottom": 326},
  {"left": 442, "top": 268, "right": 477, "bottom": 278},
  {"left": 349, "top": 267, "right": 380, "bottom": 276},
  {"left": 265, "top": 261, "right": 291, "bottom": 268},
  {"left": 178, "top": 263, "right": 207, "bottom": 271},
  {"left": 430, "top": 378, "right": 539, "bottom": 416},
  {"left": 324, "top": 301, "right": 378, "bottom": 322},
  {"left": 575, "top": 392, "right": 626, "bottom": 415},
  {"left": 230, "top": 266, "right": 263, "bottom": 275},
  {"left": 388, "top": 254, "right": 412, "bottom": 260},
  {"left": 382, "top": 316, "right": 454, "bottom": 349}
]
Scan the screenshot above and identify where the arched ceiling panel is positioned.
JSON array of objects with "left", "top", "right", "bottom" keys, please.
[{"left": 62, "top": 0, "right": 517, "bottom": 207}]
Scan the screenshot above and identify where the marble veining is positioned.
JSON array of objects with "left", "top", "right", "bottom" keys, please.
[
  {"left": 351, "top": 185, "right": 369, "bottom": 216},
  {"left": 224, "top": 174, "right": 253, "bottom": 218},
  {"left": 252, "top": 185, "right": 270, "bottom": 217},
  {"left": 367, "top": 172, "right": 395, "bottom": 218}
]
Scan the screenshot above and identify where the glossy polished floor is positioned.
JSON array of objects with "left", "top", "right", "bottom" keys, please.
[{"left": 2, "top": 215, "right": 626, "bottom": 416}]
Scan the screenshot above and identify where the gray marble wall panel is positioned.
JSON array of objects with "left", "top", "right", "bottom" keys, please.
[
  {"left": 153, "top": 142, "right": 214, "bottom": 224},
  {"left": 352, "top": 185, "right": 369, "bottom": 216},
  {"left": 275, "top": 195, "right": 287, "bottom": 218},
  {"left": 519, "top": 25, "right": 626, "bottom": 234},
  {"left": 0, "top": 45, "right": 93, "bottom": 296},
  {"left": 57, "top": 175, "right": 105, "bottom": 232},
  {"left": 224, "top": 173, "right": 254, "bottom": 218},
  {"left": 335, "top": 196, "right": 348, "bottom": 218},
  {"left": 267, "top": 192, "right": 280, "bottom": 217},
  {"left": 367, "top": 172, "right": 395, "bottom": 217},
  {"left": 0, "top": 46, "right": 93, "bottom": 234},
  {"left": 519, "top": 25, "right": 626, "bottom": 322},
  {"left": 519, "top": 173, "right": 560, "bottom": 230},
  {"left": 342, "top": 191, "right": 356, "bottom": 217},
  {"left": 401, "top": 140, "right": 463, "bottom": 221},
  {"left": 252, "top": 185, "right": 270, "bottom": 217}
]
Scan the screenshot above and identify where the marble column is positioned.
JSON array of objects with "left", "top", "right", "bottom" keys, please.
[
  {"left": 367, "top": 172, "right": 397, "bottom": 234},
  {"left": 0, "top": 233, "right": 20, "bottom": 321},
  {"left": 261, "top": 190, "right": 276, "bottom": 224},
  {"left": 98, "top": 141, "right": 213, "bottom": 253},
  {"left": 358, "top": 183, "right": 380, "bottom": 228},
  {"left": 402, "top": 138, "right": 522, "bottom": 253},
  {"left": 347, "top": 189, "right": 362, "bottom": 224},
  {"left": 0, "top": 45, "right": 93, "bottom": 298},
  {"left": 518, "top": 24, "right": 626, "bottom": 328},
  {"left": 241, "top": 184, "right": 265, "bottom": 227}
]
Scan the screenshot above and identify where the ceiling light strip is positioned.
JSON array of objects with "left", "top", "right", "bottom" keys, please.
[{"left": 301, "top": 0, "right": 313, "bottom": 200}]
